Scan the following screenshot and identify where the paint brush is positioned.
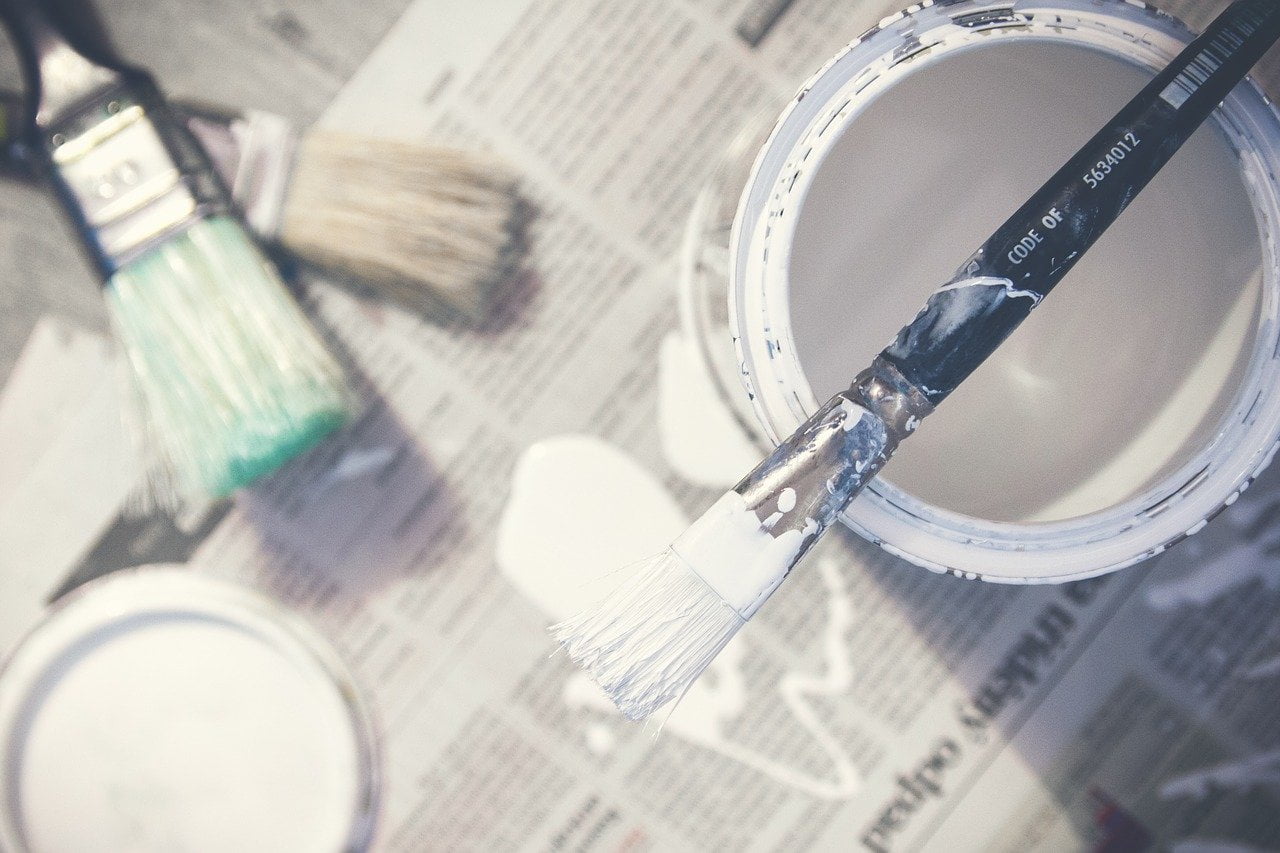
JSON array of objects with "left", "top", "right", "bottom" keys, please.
[
  {"left": 0, "top": 90, "right": 526, "bottom": 321},
  {"left": 181, "top": 105, "right": 526, "bottom": 321},
  {"left": 553, "top": 0, "right": 1280, "bottom": 720},
  {"left": 0, "top": 0, "right": 352, "bottom": 499}
]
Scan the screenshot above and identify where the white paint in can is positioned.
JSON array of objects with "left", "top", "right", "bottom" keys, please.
[
  {"left": 728, "top": 0, "right": 1280, "bottom": 581},
  {"left": 788, "top": 38, "right": 1260, "bottom": 524}
]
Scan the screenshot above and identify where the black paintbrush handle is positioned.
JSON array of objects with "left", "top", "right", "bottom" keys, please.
[{"left": 880, "top": 0, "right": 1280, "bottom": 406}]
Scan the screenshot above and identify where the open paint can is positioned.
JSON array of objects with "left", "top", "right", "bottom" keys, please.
[
  {"left": 0, "top": 567, "right": 378, "bottom": 852},
  {"left": 698, "top": 0, "right": 1280, "bottom": 582}
]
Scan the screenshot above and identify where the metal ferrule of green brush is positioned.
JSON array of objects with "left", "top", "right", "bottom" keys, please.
[
  {"left": 3, "top": 14, "right": 230, "bottom": 275},
  {"left": 45, "top": 85, "right": 232, "bottom": 276},
  {"left": 0, "top": 87, "right": 294, "bottom": 240}
]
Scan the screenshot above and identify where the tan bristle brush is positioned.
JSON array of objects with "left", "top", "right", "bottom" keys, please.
[
  {"left": 183, "top": 107, "right": 526, "bottom": 321},
  {"left": 1, "top": 0, "right": 352, "bottom": 500}
]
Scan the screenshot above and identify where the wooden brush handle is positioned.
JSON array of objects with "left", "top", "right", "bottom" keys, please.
[{"left": 879, "top": 0, "right": 1280, "bottom": 406}]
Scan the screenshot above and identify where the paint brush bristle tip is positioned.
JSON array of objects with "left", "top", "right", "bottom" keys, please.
[
  {"left": 550, "top": 547, "right": 745, "bottom": 721},
  {"left": 278, "top": 130, "right": 526, "bottom": 319},
  {"left": 108, "top": 216, "right": 352, "bottom": 499}
]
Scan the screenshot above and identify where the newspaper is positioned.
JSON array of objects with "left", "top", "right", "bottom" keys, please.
[{"left": 3, "top": 0, "right": 1279, "bottom": 850}]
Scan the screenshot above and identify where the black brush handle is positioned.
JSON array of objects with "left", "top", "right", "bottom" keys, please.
[
  {"left": 880, "top": 0, "right": 1280, "bottom": 406},
  {"left": 1, "top": 0, "right": 232, "bottom": 276},
  {"left": 0, "top": 0, "right": 126, "bottom": 125}
]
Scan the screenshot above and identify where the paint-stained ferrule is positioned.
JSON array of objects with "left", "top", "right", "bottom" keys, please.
[{"left": 673, "top": 358, "right": 931, "bottom": 619}]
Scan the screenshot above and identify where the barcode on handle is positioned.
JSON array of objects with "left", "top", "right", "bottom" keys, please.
[{"left": 1160, "top": 2, "right": 1276, "bottom": 109}]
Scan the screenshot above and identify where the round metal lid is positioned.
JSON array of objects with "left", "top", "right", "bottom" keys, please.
[{"left": 0, "top": 565, "right": 378, "bottom": 852}]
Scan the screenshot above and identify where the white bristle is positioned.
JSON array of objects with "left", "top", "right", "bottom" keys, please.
[
  {"left": 550, "top": 549, "right": 745, "bottom": 721},
  {"left": 278, "top": 130, "right": 524, "bottom": 319}
]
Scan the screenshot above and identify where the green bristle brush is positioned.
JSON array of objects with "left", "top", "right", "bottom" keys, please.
[{"left": 0, "top": 0, "right": 352, "bottom": 499}]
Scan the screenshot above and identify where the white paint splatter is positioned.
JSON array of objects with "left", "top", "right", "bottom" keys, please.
[
  {"left": 778, "top": 488, "right": 797, "bottom": 513},
  {"left": 657, "top": 332, "right": 760, "bottom": 489},
  {"left": 495, "top": 436, "right": 687, "bottom": 621},
  {"left": 934, "top": 276, "right": 1044, "bottom": 306},
  {"left": 911, "top": 276, "right": 1044, "bottom": 349},
  {"left": 839, "top": 398, "right": 871, "bottom": 430},
  {"left": 562, "top": 562, "right": 861, "bottom": 798},
  {"left": 585, "top": 724, "right": 616, "bottom": 756},
  {"left": 772, "top": 558, "right": 861, "bottom": 795}
]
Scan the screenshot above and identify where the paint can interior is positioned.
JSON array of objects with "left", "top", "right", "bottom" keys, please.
[
  {"left": 684, "top": 0, "right": 1280, "bottom": 582},
  {"left": 0, "top": 567, "right": 379, "bottom": 852}
]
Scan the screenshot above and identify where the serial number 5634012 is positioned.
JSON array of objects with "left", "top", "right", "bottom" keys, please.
[{"left": 1083, "top": 131, "right": 1142, "bottom": 189}]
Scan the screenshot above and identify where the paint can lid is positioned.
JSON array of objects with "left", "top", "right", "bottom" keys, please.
[{"left": 0, "top": 566, "right": 378, "bottom": 852}]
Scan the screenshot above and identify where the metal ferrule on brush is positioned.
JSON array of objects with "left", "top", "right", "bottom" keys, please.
[
  {"left": 671, "top": 357, "right": 933, "bottom": 619},
  {"left": 43, "top": 78, "right": 232, "bottom": 278},
  {"left": 182, "top": 106, "right": 297, "bottom": 239},
  {"left": 733, "top": 356, "right": 934, "bottom": 561}
]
